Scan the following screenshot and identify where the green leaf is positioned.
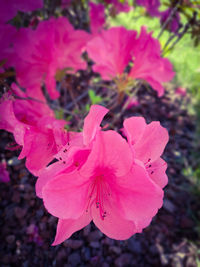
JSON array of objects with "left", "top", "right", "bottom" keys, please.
[{"left": 88, "top": 89, "right": 103, "bottom": 105}]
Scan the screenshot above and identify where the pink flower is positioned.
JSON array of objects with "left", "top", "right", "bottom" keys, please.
[
  {"left": 12, "top": 17, "right": 89, "bottom": 99},
  {"left": 175, "top": 87, "right": 187, "bottom": 97},
  {"left": 129, "top": 27, "right": 175, "bottom": 96},
  {"left": 123, "top": 116, "right": 169, "bottom": 188},
  {"left": 86, "top": 26, "right": 175, "bottom": 96},
  {"left": 36, "top": 105, "right": 166, "bottom": 245},
  {"left": 0, "top": 83, "right": 68, "bottom": 175},
  {"left": 159, "top": 9, "right": 180, "bottom": 33},
  {"left": 86, "top": 27, "right": 137, "bottom": 79},
  {"left": 89, "top": 2, "right": 106, "bottom": 34},
  {"left": 0, "top": 161, "right": 10, "bottom": 183},
  {"left": 136, "top": 0, "right": 161, "bottom": 17},
  {"left": 0, "top": 0, "right": 43, "bottom": 23}
]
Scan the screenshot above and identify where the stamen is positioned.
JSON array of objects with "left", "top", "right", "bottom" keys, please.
[{"left": 85, "top": 174, "right": 110, "bottom": 220}]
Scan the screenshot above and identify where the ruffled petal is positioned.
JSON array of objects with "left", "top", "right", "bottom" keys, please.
[
  {"left": 117, "top": 163, "right": 163, "bottom": 228},
  {"left": 42, "top": 171, "right": 89, "bottom": 219},
  {"left": 92, "top": 197, "right": 136, "bottom": 240},
  {"left": 36, "top": 161, "right": 66, "bottom": 198},
  {"left": 83, "top": 104, "right": 108, "bottom": 146},
  {"left": 134, "top": 121, "right": 169, "bottom": 163},
  {"left": 80, "top": 130, "right": 133, "bottom": 178},
  {"left": 123, "top": 117, "right": 146, "bottom": 146},
  {"left": 147, "top": 158, "right": 168, "bottom": 188},
  {"left": 52, "top": 212, "right": 92, "bottom": 245}
]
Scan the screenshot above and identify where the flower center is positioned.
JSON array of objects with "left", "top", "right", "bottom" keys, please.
[{"left": 86, "top": 173, "right": 111, "bottom": 220}]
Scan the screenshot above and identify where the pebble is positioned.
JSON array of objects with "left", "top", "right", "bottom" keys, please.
[
  {"left": 14, "top": 207, "right": 27, "bottom": 219},
  {"left": 68, "top": 252, "right": 81, "bottom": 266},
  {"left": 127, "top": 238, "right": 142, "bottom": 253},
  {"left": 180, "top": 216, "right": 194, "bottom": 228},
  {"left": 90, "top": 241, "right": 100, "bottom": 249},
  {"left": 163, "top": 199, "right": 176, "bottom": 213},
  {"left": 65, "top": 239, "right": 84, "bottom": 249},
  {"left": 115, "top": 253, "right": 133, "bottom": 267},
  {"left": 109, "top": 246, "right": 122, "bottom": 255},
  {"left": 6, "top": 235, "right": 15, "bottom": 244},
  {"left": 87, "top": 230, "right": 103, "bottom": 242}
]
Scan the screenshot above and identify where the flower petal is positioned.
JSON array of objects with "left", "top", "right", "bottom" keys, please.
[
  {"left": 117, "top": 163, "right": 163, "bottom": 228},
  {"left": 123, "top": 117, "right": 146, "bottom": 146},
  {"left": 92, "top": 197, "right": 136, "bottom": 240},
  {"left": 52, "top": 212, "right": 92, "bottom": 245},
  {"left": 42, "top": 171, "right": 89, "bottom": 219},
  {"left": 80, "top": 130, "right": 133, "bottom": 177},
  {"left": 36, "top": 161, "right": 66, "bottom": 198},
  {"left": 147, "top": 158, "right": 168, "bottom": 188},
  {"left": 134, "top": 121, "right": 169, "bottom": 163},
  {"left": 83, "top": 104, "right": 108, "bottom": 146}
]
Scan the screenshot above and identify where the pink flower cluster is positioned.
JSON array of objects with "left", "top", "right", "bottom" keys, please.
[
  {"left": 86, "top": 26, "right": 174, "bottom": 96},
  {"left": 0, "top": 0, "right": 172, "bottom": 245},
  {"left": 0, "top": 84, "right": 68, "bottom": 175},
  {"left": 35, "top": 105, "right": 168, "bottom": 245}
]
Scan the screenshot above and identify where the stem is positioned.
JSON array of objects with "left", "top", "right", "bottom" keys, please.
[{"left": 157, "top": 0, "right": 182, "bottom": 39}]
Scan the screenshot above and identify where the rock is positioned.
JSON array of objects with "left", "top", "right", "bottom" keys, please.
[
  {"left": 6, "top": 235, "right": 15, "bottom": 244},
  {"left": 87, "top": 230, "right": 103, "bottom": 242},
  {"left": 159, "top": 214, "right": 174, "bottom": 226},
  {"left": 56, "top": 248, "right": 67, "bottom": 262},
  {"left": 115, "top": 253, "right": 133, "bottom": 267},
  {"left": 109, "top": 246, "right": 122, "bottom": 255},
  {"left": 102, "top": 237, "right": 115, "bottom": 246},
  {"left": 163, "top": 199, "right": 176, "bottom": 213},
  {"left": 180, "top": 216, "right": 194, "bottom": 228},
  {"left": 68, "top": 252, "right": 81, "bottom": 266},
  {"left": 90, "top": 241, "right": 100, "bottom": 249},
  {"left": 14, "top": 207, "right": 27, "bottom": 219},
  {"left": 83, "top": 224, "right": 91, "bottom": 236},
  {"left": 81, "top": 247, "right": 91, "bottom": 261},
  {"left": 65, "top": 239, "right": 83, "bottom": 249},
  {"left": 127, "top": 238, "right": 142, "bottom": 253}
]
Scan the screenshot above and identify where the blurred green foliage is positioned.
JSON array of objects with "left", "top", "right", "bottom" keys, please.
[{"left": 110, "top": 9, "right": 200, "bottom": 92}]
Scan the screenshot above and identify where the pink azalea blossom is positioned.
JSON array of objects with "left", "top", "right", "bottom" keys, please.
[
  {"left": 89, "top": 2, "right": 106, "bottom": 34},
  {"left": 86, "top": 26, "right": 175, "bottom": 96},
  {"left": 36, "top": 105, "right": 166, "bottom": 245},
  {"left": 0, "top": 84, "right": 68, "bottom": 175},
  {"left": 175, "top": 87, "right": 187, "bottom": 97},
  {"left": 129, "top": 27, "right": 175, "bottom": 96},
  {"left": 136, "top": 0, "right": 161, "bottom": 17},
  {"left": 0, "top": 0, "right": 43, "bottom": 23},
  {"left": 12, "top": 17, "right": 89, "bottom": 99},
  {"left": 159, "top": 9, "right": 180, "bottom": 33},
  {"left": 0, "top": 161, "right": 10, "bottom": 183},
  {"left": 123, "top": 116, "right": 169, "bottom": 188},
  {"left": 86, "top": 27, "right": 137, "bottom": 79}
]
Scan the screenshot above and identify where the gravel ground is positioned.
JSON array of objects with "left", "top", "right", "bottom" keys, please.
[{"left": 0, "top": 85, "right": 200, "bottom": 267}]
